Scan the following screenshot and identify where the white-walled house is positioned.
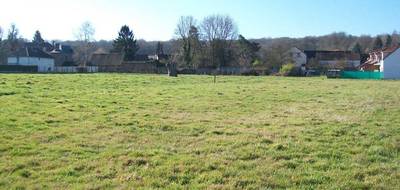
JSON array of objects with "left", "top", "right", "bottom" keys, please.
[
  {"left": 359, "top": 46, "right": 400, "bottom": 79},
  {"left": 7, "top": 47, "right": 55, "bottom": 72},
  {"left": 287, "top": 48, "right": 361, "bottom": 69},
  {"left": 286, "top": 47, "right": 307, "bottom": 67},
  {"left": 382, "top": 47, "right": 400, "bottom": 79}
]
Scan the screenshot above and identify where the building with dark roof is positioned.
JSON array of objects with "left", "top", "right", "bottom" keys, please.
[
  {"left": 49, "top": 43, "right": 75, "bottom": 66},
  {"left": 24, "top": 42, "right": 54, "bottom": 52},
  {"left": 90, "top": 48, "right": 124, "bottom": 66},
  {"left": 304, "top": 50, "right": 361, "bottom": 68},
  {"left": 7, "top": 46, "right": 55, "bottom": 72}
]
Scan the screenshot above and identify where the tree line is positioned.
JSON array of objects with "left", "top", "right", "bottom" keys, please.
[
  {"left": 167, "top": 17, "right": 399, "bottom": 72},
  {"left": 257, "top": 32, "right": 399, "bottom": 71},
  {"left": 1, "top": 16, "right": 399, "bottom": 72},
  {"left": 171, "top": 15, "right": 261, "bottom": 70}
]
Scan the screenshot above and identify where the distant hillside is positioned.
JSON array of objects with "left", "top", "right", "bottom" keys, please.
[{"left": 59, "top": 32, "right": 399, "bottom": 56}]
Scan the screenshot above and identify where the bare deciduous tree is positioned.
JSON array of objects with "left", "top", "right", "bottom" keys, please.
[
  {"left": 7, "top": 24, "right": 19, "bottom": 41},
  {"left": 75, "top": 21, "right": 96, "bottom": 67},
  {"left": 201, "top": 15, "right": 238, "bottom": 69},
  {"left": 201, "top": 15, "right": 237, "bottom": 42},
  {"left": 7, "top": 24, "right": 21, "bottom": 52},
  {"left": 77, "top": 21, "right": 95, "bottom": 42},
  {"left": 175, "top": 16, "right": 196, "bottom": 40}
]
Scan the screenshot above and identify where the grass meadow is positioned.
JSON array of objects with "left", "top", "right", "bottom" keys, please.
[{"left": 0, "top": 74, "right": 399, "bottom": 189}]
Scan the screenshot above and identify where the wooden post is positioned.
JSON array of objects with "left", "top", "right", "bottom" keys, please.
[
  {"left": 214, "top": 74, "right": 216, "bottom": 83},
  {"left": 213, "top": 69, "right": 218, "bottom": 83}
]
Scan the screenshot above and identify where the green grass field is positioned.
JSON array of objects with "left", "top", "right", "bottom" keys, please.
[{"left": 0, "top": 74, "right": 399, "bottom": 189}]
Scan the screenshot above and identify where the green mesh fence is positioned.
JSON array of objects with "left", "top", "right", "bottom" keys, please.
[{"left": 340, "top": 71, "right": 382, "bottom": 80}]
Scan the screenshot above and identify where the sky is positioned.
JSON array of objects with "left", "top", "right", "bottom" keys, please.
[{"left": 0, "top": 0, "right": 399, "bottom": 41}]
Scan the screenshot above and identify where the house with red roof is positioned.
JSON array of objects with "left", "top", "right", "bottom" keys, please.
[{"left": 359, "top": 46, "right": 400, "bottom": 79}]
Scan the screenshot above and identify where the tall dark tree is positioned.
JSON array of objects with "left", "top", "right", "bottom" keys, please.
[
  {"left": 187, "top": 26, "right": 201, "bottom": 68},
  {"left": 156, "top": 41, "right": 164, "bottom": 55},
  {"left": 385, "top": 34, "right": 393, "bottom": 48},
  {"left": 175, "top": 16, "right": 199, "bottom": 68},
  {"left": 373, "top": 36, "right": 383, "bottom": 50},
  {"left": 113, "top": 25, "right": 139, "bottom": 61},
  {"left": 237, "top": 35, "right": 261, "bottom": 66},
  {"left": 352, "top": 42, "right": 363, "bottom": 54},
  {"left": 0, "top": 26, "right": 4, "bottom": 64},
  {"left": 33, "top": 30, "right": 45, "bottom": 47},
  {"left": 0, "top": 26, "right": 3, "bottom": 42}
]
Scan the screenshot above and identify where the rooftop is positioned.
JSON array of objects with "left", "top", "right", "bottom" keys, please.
[{"left": 11, "top": 47, "right": 54, "bottom": 59}]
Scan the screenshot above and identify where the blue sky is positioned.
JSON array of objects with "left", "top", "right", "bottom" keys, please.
[{"left": 0, "top": 0, "right": 399, "bottom": 41}]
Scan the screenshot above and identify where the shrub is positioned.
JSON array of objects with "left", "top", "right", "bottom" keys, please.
[
  {"left": 279, "top": 63, "right": 298, "bottom": 76},
  {"left": 252, "top": 59, "right": 262, "bottom": 67},
  {"left": 241, "top": 70, "right": 259, "bottom": 76}
]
